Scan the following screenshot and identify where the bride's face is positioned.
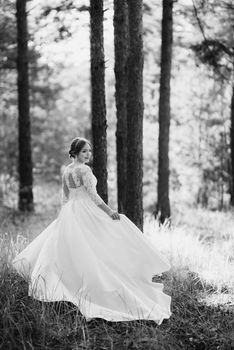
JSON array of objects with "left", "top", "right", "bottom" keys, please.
[{"left": 77, "top": 143, "right": 92, "bottom": 163}]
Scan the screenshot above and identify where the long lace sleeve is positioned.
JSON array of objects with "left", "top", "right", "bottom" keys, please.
[
  {"left": 81, "top": 165, "right": 104, "bottom": 206},
  {"left": 61, "top": 172, "right": 69, "bottom": 205}
]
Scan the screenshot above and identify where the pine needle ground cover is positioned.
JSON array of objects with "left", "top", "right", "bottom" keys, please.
[{"left": 0, "top": 184, "right": 234, "bottom": 349}]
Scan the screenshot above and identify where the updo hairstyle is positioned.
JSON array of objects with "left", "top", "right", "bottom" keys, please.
[{"left": 68, "top": 137, "right": 91, "bottom": 158}]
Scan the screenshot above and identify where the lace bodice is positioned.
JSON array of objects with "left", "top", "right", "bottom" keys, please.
[{"left": 61, "top": 164, "right": 104, "bottom": 206}]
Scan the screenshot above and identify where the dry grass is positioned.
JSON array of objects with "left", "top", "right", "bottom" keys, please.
[{"left": 0, "top": 183, "right": 234, "bottom": 349}]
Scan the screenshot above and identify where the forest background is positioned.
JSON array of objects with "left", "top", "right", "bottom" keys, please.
[{"left": 1, "top": 0, "right": 233, "bottom": 216}]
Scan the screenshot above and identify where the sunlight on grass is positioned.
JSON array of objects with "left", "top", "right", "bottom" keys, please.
[
  {"left": 203, "top": 292, "right": 234, "bottom": 307},
  {"left": 144, "top": 213, "right": 234, "bottom": 296}
]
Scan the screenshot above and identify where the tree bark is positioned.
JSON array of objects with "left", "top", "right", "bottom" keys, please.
[
  {"left": 16, "top": 0, "right": 34, "bottom": 211},
  {"left": 230, "top": 84, "right": 234, "bottom": 205},
  {"left": 90, "top": 0, "right": 108, "bottom": 203},
  {"left": 113, "top": 0, "right": 128, "bottom": 213},
  {"left": 156, "top": 0, "right": 173, "bottom": 223},
  {"left": 125, "top": 0, "right": 144, "bottom": 231}
]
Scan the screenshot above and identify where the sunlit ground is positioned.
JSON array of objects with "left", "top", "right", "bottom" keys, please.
[{"left": 145, "top": 210, "right": 234, "bottom": 304}]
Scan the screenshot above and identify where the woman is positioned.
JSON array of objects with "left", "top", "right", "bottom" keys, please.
[{"left": 13, "top": 137, "right": 171, "bottom": 324}]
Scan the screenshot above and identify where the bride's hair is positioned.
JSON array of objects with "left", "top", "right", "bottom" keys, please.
[{"left": 69, "top": 137, "right": 91, "bottom": 158}]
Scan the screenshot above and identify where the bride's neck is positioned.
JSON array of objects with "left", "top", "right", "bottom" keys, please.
[{"left": 72, "top": 159, "right": 84, "bottom": 165}]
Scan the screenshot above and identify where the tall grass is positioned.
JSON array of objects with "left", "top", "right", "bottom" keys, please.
[
  {"left": 145, "top": 211, "right": 234, "bottom": 293},
  {"left": 0, "top": 183, "right": 234, "bottom": 349}
]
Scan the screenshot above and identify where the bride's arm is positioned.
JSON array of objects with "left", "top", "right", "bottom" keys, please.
[
  {"left": 61, "top": 172, "right": 69, "bottom": 205},
  {"left": 98, "top": 201, "right": 118, "bottom": 218},
  {"left": 81, "top": 165, "right": 120, "bottom": 219}
]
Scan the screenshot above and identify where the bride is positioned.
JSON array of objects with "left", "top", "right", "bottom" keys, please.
[{"left": 13, "top": 137, "right": 171, "bottom": 324}]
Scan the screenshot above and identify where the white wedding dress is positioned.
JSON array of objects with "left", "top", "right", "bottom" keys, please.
[{"left": 12, "top": 163, "right": 171, "bottom": 324}]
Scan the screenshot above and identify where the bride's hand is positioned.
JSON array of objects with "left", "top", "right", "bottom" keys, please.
[{"left": 109, "top": 210, "right": 120, "bottom": 220}]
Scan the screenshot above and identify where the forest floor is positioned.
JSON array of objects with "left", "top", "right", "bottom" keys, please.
[{"left": 0, "top": 182, "right": 234, "bottom": 349}]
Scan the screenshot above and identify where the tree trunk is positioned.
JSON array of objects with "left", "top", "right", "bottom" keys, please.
[
  {"left": 16, "top": 0, "right": 34, "bottom": 211},
  {"left": 90, "top": 0, "right": 108, "bottom": 203},
  {"left": 125, "top": 0, "right": 144, "bottom": 231},
  {"left": 113, "top": 0, "right": 128, "bottom": 213},
  {"left": 156, "top": 0, "right": 173, "bottom": 223},
  {"left": 230, "top": 84, "right": 234, "bottom": 205}
]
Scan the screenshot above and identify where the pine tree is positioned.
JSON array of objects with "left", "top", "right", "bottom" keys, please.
[
  {"left": 125, "top": 0, "right": 144, "bottom": 230},
  {"left": 113, "top": 0, "right": 128, "bottom": 213},
  {"left": 16, "top": 0, "right": 34, "bottom": 211},
  {"left": 90, "top": 0, "right": 108, "bottom": 203},
  {"left": 156, "top": 0, "right": 173, "bottom": 223}
]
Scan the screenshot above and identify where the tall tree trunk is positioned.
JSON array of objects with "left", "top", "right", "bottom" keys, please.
[
  {"left": 90, "top": 0, "right": 108, "bottom": 203},
  {"left": 125, "top": 0, "right": 144, "bottom": 231},
  {"left": 156, "top": 0, "right": 173, "bottom": 223},
  {"left": 16, "top": 0, "right": 34, "bottom": 211},
  {"left": 113, "top": 0, "right": 128, "bottom": 213},
  {"left": 230, "top": 84, "right": 234, "bottom": 205}
]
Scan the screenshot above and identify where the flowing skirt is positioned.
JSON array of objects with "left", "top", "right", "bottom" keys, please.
[{"left": 13, "top": 189, "right": 171, "bottom": 324}]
